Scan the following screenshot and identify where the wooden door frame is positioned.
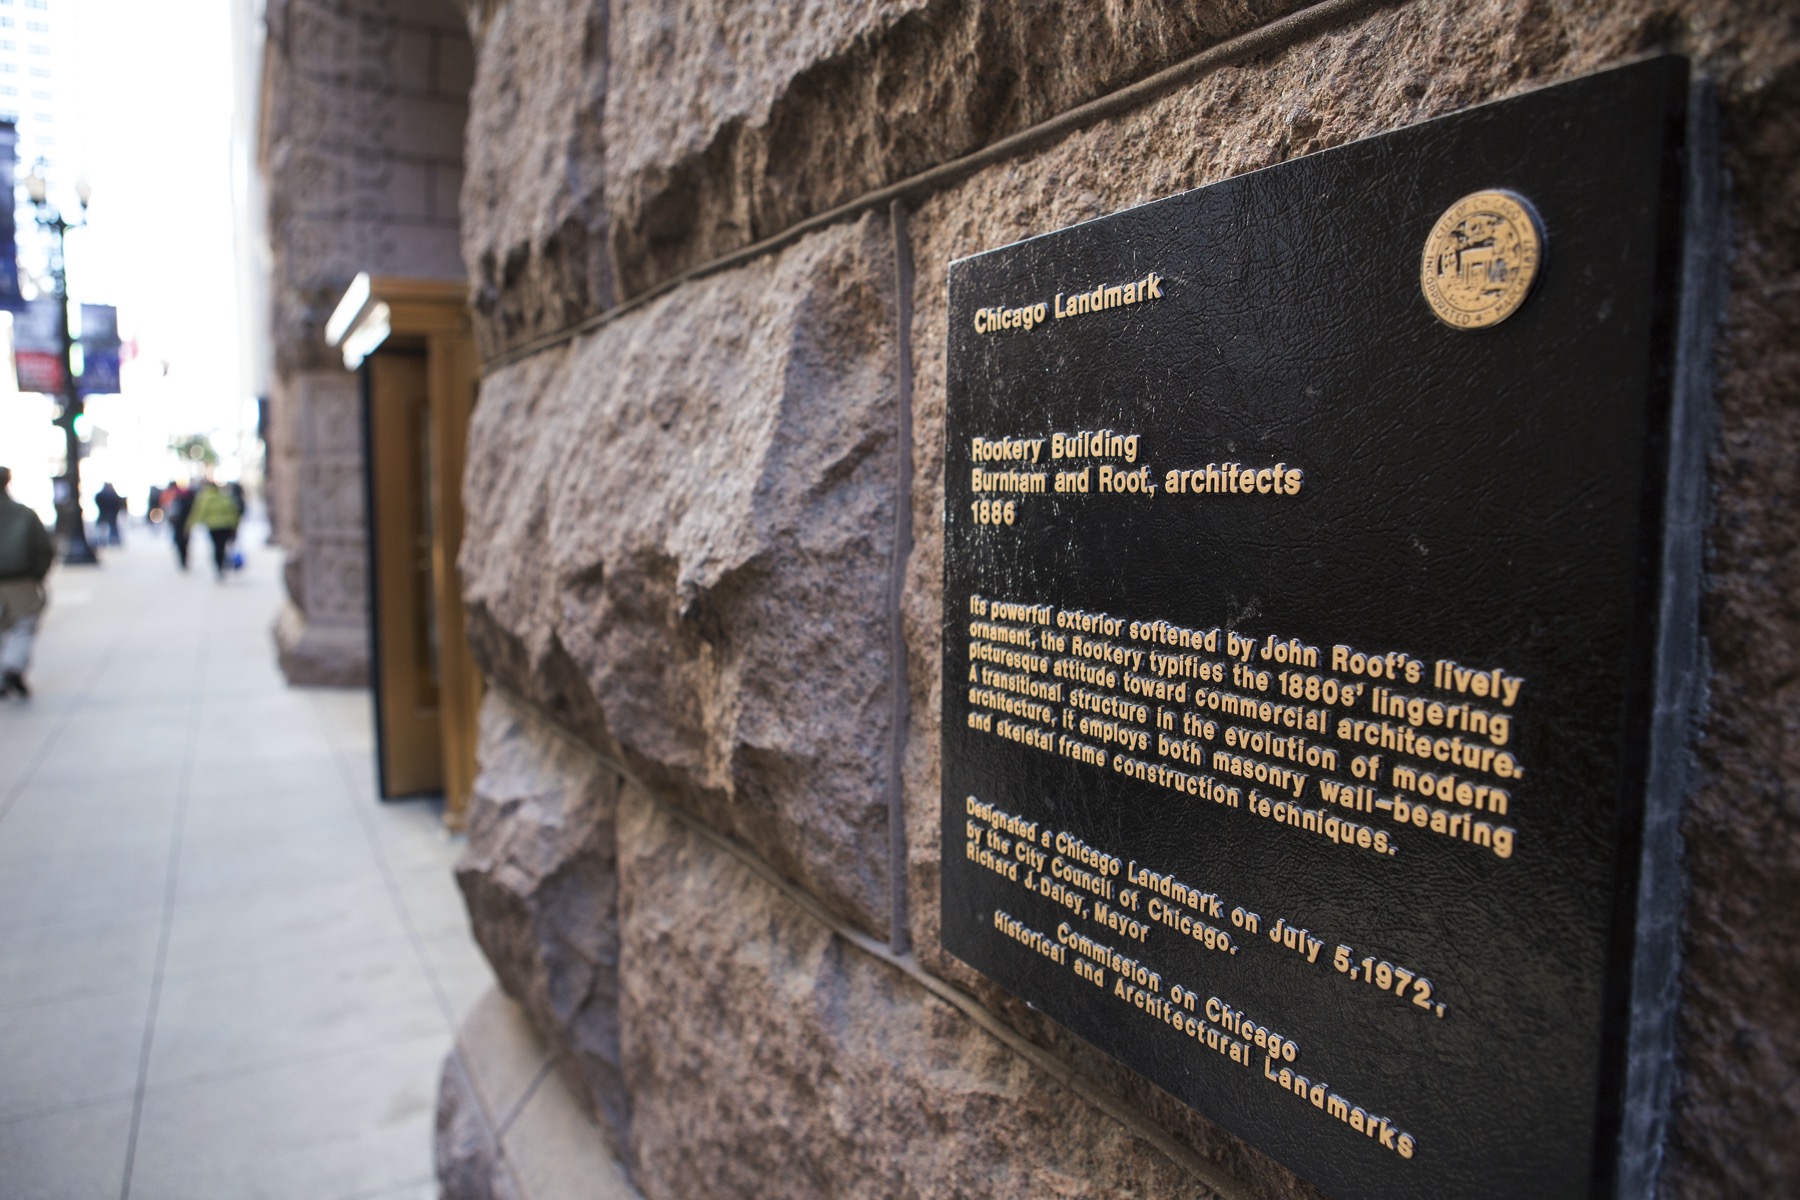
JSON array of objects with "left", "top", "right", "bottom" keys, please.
[
  {"left": 363, "top": 351, "right": 441, "bottom": 799},
  {"left": 329, "top": 274, "right": 483, "bottom": 829}
]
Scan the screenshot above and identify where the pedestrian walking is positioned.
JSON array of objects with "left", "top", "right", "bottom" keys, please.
[
  {"left": 188, "top": 481, "right": 241, "bottom": 580},
  {"left": 0, "top": 466, "right": 53, "bottom": 698},
  {"left": 94, "top": 482, "right": 126, "bottom": 545},
  {"left": 167, "top": 482, "right": 195, "bottom": 570}
]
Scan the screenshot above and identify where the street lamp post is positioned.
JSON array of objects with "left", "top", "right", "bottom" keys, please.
[{"left": 25, "top": 165, "right": 96, "bottom": 566}]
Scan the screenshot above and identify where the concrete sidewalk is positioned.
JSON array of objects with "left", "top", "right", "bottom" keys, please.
[{"left": 0, "top": 520, "right": 491, "bottom": 1199}]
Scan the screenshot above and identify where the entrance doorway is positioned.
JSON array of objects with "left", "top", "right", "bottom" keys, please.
[{"left": 328, "top": 275, "right": 482, "bottom": 827}]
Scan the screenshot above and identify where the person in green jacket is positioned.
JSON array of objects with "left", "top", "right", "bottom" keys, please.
[
  {"left": 188, "top": 480, "right": 242, "bottom": 580},
  {"left": 0, "top": 466, "right": 54, "bottom": 698}
]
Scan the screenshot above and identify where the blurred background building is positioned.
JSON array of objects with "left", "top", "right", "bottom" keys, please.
[
  {"left": 0, "top": 0, "right": 71, "bottom": 524},
  {"left": 255, "top": 0, "right": 471, "bottom": 686},
  {"left": 0, "top": 0, "right": 267, "bottom": 534},
  {"left": 0, "top": 0, "right": 66, "bottom": 178}
]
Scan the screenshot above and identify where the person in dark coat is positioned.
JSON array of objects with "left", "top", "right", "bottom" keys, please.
[
  {"left": 94, "top": 482, "right": 126, "bottom": 545},
  {"left": 0, "top": 466, "right": 54, "bottom": 698},
  {"left": 167, "top": 483, "right": 195, "bottom": 570}
]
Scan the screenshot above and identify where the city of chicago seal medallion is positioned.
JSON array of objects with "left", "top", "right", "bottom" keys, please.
[{"left": 1420, "top": 190, "right": 1544, "bottom": 329}]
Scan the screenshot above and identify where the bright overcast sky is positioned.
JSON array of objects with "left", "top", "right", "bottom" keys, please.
[{"left": 61, "top": 0, "right": 251, "bottom": 437}]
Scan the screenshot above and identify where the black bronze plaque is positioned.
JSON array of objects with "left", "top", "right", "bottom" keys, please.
[{"left": 940, "top": 59, "right": 1702, "bottom": 1200}]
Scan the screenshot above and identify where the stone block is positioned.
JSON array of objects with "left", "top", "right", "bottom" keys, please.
[
  {"left": 282, "top": 555, "right": 305, "bottom": 611},
  {"left": 265, "top": 144, "right": 357, "bottom": 224},
  {"left": 295, "top": 370, "right": 363, "bottom": 457},
  {"left": 390, "top": 0, "right": 469, "bottom": 30},
  {"left": 298, "top": 535, "right": 369, "bottom": 624},
  {"left": 453, "top": 343, "right": 571, "bottom": 689},
  {"left": 436, "top": 26, "right": 477, "bottom": 96},
  {"left": 278, "top": 213, "right": 387, "bottom": 304},
  {"left": 614, "top": 784, "right": 1218, "bottom": 1199},
  {"left": 273, "top": 600, "right": 370, "bottom": 688},
  {"left": 602, "top": 0, "right": 1309, "bottom": 295},
  {"left": 269, "top": 8, "right": 395, "bottom": 153},
  {"left": 296, "top": 461, "right": 367, "bottom": 539},
  {"left": 460, "top": 213, "right": 902, "bottom": 937},
  {"left": 388, "top": 27, "right": 434, "bottom": 93},
  {"left": 378, "top": 219, "right": 468, "bottom": 280},
  {"left": 389, "top": 93, "right": 470, "bottom": 159},
  {"left": 460, "top": 0, "right": 613, "bottom": 359},
  {"left": 378, "top": 159, "right": 433, "bottom": 220},
  {"left": 455, "top": 689, "right": 628, "bottom": 1142},
  {"left": 432, "top": 164, "right": 465, "bottom": 221},
  {"left": 283, "top": 0, "right": 366, "bottom": 81},
  {"left": 895, "top": 2, "right": 1800, "bottom": 1194}
]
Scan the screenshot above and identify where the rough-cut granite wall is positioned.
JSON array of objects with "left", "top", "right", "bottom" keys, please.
[
  {"left": 459, "top": 215, "right": 900, "bottom": 934},
  {"left": 461, "top": 0, "right": 613, "bottom": 359},
  {"left": 444, "top": 1, "right": 1800, "bottom": 1196}
]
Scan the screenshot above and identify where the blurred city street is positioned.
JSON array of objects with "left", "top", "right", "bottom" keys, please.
[{"left": 0, "top": 522, "right": 491, "bottom": 1199}]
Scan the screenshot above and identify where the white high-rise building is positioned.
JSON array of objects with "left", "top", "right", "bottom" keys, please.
[
  {"left": 0, "top": 0, "right": 62, "bottom": 523},
  {"left": 0, "top": 0, "right": 59, "bottom": 173}
]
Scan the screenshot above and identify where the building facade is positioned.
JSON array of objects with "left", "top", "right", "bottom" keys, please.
[{"left": 257, "top": 0, "right": 472, "bottom": 685}]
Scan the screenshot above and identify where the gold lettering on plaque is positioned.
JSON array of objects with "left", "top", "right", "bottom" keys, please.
[{"left": 1419, "top": 190, "right": 1543, "bottom": 329}]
